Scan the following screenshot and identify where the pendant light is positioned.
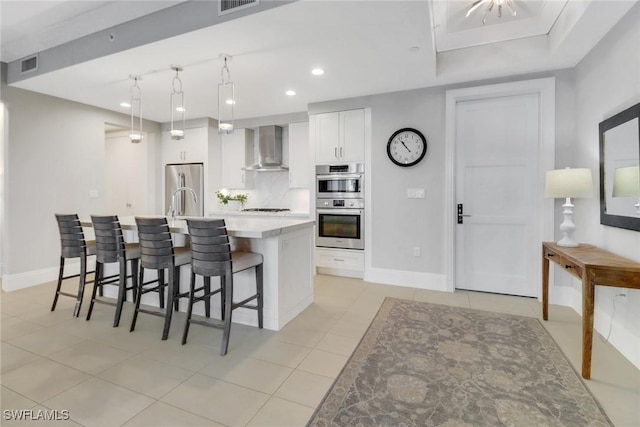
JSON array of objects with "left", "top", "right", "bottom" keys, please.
[
  {"left": 170, "top": 65, "right": 185, "bottom": 140},
  {"left": 218, "top": 54, "right": 234, "bottom": 134},
  {"left": 129, "top": 75, "right": 142, "bottom": 143}
]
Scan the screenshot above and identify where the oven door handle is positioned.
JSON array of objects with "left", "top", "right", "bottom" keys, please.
[
  {"left": 317, "top": 208, "right": 363, "bottom": 215},
  {"left": 316, "top": 174, "right": 363, "bottom": 180}
]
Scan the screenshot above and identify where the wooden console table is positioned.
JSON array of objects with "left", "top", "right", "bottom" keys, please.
[{"left": 542, "top": 242, "right": 640, "bottom": 379}]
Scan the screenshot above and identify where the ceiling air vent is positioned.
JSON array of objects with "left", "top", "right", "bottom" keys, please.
[
  {"left": 219, "top": 0, "right": 259, "bottom": 16},
  {"left": 21, "top": 54, "right": 38, "bottom": 73}
]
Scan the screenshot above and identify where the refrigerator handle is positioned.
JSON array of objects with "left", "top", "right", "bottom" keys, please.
[{"left": 178, "top": 172, "right": 186, "bottom": 216}]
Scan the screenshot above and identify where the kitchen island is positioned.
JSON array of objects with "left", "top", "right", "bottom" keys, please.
[{"left": 83, "top": 216, "right": 315, "bottom": 331}]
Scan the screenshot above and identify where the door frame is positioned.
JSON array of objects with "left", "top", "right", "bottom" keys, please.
[{"left": 444, "top": 78, "right": 556, "bottom": 295}]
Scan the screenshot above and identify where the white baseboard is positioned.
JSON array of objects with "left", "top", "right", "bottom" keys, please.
[
  {"left": 365, "top": 267, "right": 447, "bottom": 291},
  {"left": 2, "top": 259, "right": 95, "bottom": 292}
]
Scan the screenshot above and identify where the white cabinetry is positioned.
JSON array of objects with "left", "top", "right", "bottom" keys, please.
[
  {"left": 288, "top": 121, "right": 310, "bottom": 188},
  {"left": 162, "top": 126, "right": 207, "bottom": 164},
  {"left": 315, "top": 109, "right": 365, "bottom": 164},
  {"left": 221, "top": 129, "right": 254, "bottom": 188},
  {"left": 315, "top": 247, "right": 364, "bottom": 278}
]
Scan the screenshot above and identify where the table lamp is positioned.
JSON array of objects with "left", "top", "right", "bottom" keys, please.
[
  {"left": 612, "top": 165, "right": 640, "bottom": 216},
  {"left": 544, "top": 167, "right": 593, "bottom": 247}
]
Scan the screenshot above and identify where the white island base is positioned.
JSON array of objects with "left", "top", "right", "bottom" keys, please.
[
  {"left": 92, "top": 217, "right": 315, "bottom": 332},
  {"left": 210, "top": 224, "right": 314, "bottom": 330}
]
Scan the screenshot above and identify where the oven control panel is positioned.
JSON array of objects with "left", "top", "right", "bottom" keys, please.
[{"left": 317, "top": 198, "right": 364, "bottom": 209}]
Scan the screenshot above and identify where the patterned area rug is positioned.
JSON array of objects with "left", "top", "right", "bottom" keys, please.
[{"left": 308, "top": 298, "right": 612, "bottom": 427}]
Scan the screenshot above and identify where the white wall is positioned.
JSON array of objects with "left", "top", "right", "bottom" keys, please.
[
  {"left": 565, "top": 2, "right": 640, "bottom": 369},
  {"left": 0, "top": 102, "right": 6, "bottom": 276},
  {"left": 0, "top": 83, "right": 161, "bottom": 290}
]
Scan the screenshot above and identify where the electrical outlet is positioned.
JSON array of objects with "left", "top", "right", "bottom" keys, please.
[{"left": 413, "top": 247, "right": 420, "bottom": 257}]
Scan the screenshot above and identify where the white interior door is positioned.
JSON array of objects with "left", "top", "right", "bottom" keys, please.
[
  {"left": 455, "top": 94, "right": 539, "bottom": 297},
  {"left": 105, "top": 131, "right": 148, "bottom": 216}
]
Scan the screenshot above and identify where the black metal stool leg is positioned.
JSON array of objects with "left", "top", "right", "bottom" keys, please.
[
  {"left": 220, "top": 273, "right": 233, "bottom": 356},
  {"left": 182, "top": 272, "right": 197, "bottom": 345},
  {"left": 130, "top": 267, "right": 144, "bottom": 332},
  {"left": 161, "top": 267, "right": 175, "bottom": 340},
  {"left": 256, "top": 264, "right": 264, "bottom": 329},
  {"left": 113, "top": 258, "right": 127, "bottom": 327},
  {"left": 158, "top": 269, "right": 165, "bottom": 309},
  {"left": 204, "top": 276, "right": 211, "bottom": 318},
  {"left": 130, "top": 259, "right": 139, "bottom": 303},
  {"left": 173, "top": 266, "right": 180, "bottom": 312},
  {"left": 86, "top": 262, "right": 102, "bottom": 321},
  {"left": 51, "top": 257, "right": 65, "bottom": 311},
  {"left": 73, "top": 254, "right": 88, "bottom": 317}
]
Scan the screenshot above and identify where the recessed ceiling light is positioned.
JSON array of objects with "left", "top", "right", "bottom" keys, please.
[
  {"left": 176, "top": 106, "right": 186, "bottom": 112},
  {"left": 285, "top": 90, "right": 296, "bottom": 96},
  {"left": 311, "top": 68, "right": 324, "bottom": 76},
  {"left": 120, "top": 102, "right": 131, "bottom": 108},
  {"left": 225, "top": 99, "right": 236, "bottom": 105}
]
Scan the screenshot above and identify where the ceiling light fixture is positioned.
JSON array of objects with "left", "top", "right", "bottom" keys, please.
[
  {"left": 466, "top": 0, "right": 516, "bottom": 25},
  {"left": 120, "top": 102, "right": 131, "bottom": 108},
  {"left": 129, "top": 75, "right": 142, "bottom": 143},
  {"left": 311, "top": 68, "right": 324, "bottom": 76},
  {"left": 170, "top": 65, "right": 185, "bottom": 140},
  {"left": 218, "top": 54, "right": 234, "bottom": 134},
  {"left": 286, "top": 90, "right": 296, "bottom": 96}
]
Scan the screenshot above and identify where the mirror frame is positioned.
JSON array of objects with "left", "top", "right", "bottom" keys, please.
[{"left": 599, "top": 101, "right": 640, "bottom": 231}]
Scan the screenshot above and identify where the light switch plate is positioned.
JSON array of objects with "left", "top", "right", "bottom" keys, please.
[
  {"left": 407, "top": 188, "right": 425, "bottom": 199},
  {"left": 89, "top": 190, "right": 99, "bottom": 199}
]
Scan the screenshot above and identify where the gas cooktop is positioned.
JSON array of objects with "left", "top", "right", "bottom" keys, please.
[{"left": 241, "top": 208, "right": 291, "bottom": 213}]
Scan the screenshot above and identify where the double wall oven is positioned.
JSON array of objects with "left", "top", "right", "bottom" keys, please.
[{"left": 316, "top": 163, "right": 364, "bottom": 250}]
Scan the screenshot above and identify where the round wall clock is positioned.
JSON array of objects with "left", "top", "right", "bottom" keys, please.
[{"left": 387, "top": 128, "right": 427, "bottom": 167}]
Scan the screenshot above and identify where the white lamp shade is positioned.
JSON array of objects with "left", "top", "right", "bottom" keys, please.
[
  {"left": 544, "top": 168, "right": 593, "bottom": 198},
  {"left": 612, "top": 166, "right": 640, "bottom": 197}
]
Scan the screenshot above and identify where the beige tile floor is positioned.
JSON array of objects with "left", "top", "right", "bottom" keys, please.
[{"left": 1, "top": 274, "right": 639, "bottom": 426}]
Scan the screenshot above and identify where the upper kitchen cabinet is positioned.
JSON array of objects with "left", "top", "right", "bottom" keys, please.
[
  {"left": 221, "top": 128, "right": 255, "bottom": 188},
  {"left": 314, "top": 109, "right": 365, "bottom": 164},
  {"left": 288, "top": 121, "right": 310, "bottom": 188},
  {"left": 162, "top": 126, "right": 208, "bottom": 164}
]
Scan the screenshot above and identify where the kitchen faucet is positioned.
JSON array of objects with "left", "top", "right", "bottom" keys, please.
[{"left": 168, "top": 186, "right": 198, "bottom": 219}]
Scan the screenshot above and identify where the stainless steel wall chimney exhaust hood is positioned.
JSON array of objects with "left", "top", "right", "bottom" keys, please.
[{"left": 243, "top": 125, "right": 289, "bottom": 171}]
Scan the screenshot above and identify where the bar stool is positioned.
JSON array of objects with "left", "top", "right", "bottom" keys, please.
[
  {"left": 130, "top": 217, "right": 191, "bottom": 340},
  {"left": 184, "top": 218, "right": 263, "bottom": 356},
  {"left": 86, "top": 215, "right": 140, "bottom": 327},
  {"left": 51, "top": 214, "right": 96, "bottom": 317}
]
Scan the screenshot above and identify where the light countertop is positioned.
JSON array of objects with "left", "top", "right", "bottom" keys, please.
[{"left": 82, "top": 216, "right": 315, "bottom": 239}]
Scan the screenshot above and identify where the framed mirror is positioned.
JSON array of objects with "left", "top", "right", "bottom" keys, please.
[{"left": 599, "top": 102, "right": 640, "bottom": 231}]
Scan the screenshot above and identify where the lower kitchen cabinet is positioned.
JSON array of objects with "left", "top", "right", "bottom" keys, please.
[{"left": 315, "top": 247, "right": 364, "bottom": 278}]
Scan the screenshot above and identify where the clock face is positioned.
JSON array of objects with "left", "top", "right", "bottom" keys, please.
[{"left": 387, "top": 128, "right": 427, "bottom": 167}]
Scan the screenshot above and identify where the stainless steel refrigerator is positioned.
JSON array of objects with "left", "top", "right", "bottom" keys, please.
[{"left": 165, "top": 163, "right": 204, "bottom": 217}]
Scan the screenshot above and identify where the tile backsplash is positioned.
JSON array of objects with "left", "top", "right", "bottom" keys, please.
[{"left": 218, "top": 170, "right": 310, "bottom": 213}]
